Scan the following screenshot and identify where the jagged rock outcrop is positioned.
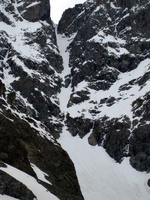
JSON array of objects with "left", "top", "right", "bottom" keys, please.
[
  {"left": 17, "top": 0, "right": 50, "bottom": 22},
  {"left": 0, "top": 0, "right": 63, "bottom": 137},
  {"left": 58, "top": 0, "right": 150, "bottom": 172}
]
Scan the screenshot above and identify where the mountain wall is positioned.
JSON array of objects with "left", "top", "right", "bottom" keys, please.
[
  {"left": 58, "top": 0, "right": 150, "bottom": 172},
  {"left": 0, "top": 0, "right": 84, "bottom": 199}
]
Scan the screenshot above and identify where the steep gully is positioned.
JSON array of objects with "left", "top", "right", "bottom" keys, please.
[{"left": 56, "top": 31, "right": 73, "bottom": 114}]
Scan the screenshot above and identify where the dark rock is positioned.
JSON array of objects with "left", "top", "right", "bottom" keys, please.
[
  {"left": 88, "top": 116, "right": 131, "bottom": 162},
  {"left": 7, "top": 91, "right": 16, "bottom": 105},
  {"left": 137, "top": 72, "right": 150, "bottom": 86},
  {"left": 58, "top": 0, "right": 150, "bottom": 173},
  {"left": 0, "top": 162, "right": 6, "bottom": 168},
  {"left": 57, "top": 4, "right": 84, "bottom": 35},
  {"left": 119, "top": 83, "right": 132, "bottom": 91},
  {"left": 0, "top": 112, "right": 84, "bottom": 200},
  {"left": 0, "top": 80, "right": 6, "bottom": 98},
  {"left": 129, "top": 124, "right": 150, "bottom": 171},
  {"left": 0, "top": 170, "right": 35, "bottom": 200},
  {"left": 106, "top": 97, "right": 116, "bottom": 107},
  {"left": 66, "top": 114, "right": 93, "bottom": 138},
  {"left": 132, "top": 92, "right": 150, "bottom": 121},
  {"left": 59, "top": 0, "right": 150, "bottom": 97},
  {"left": 148, "top": 179, "right": 150, "bottom": 187},
  {"left": 0, "top": 11, "right": 12, "bottom": 25},
  {"left": 68, "top": 90, "right": 90, "bottom": 107},
  {"left": 100, "top": 98, "right": 108, "bottom": 104},
  {"left": 18, "top": 0, "right": 51, "bottom": 22},
  {"left": 0, "top": 0, "right": 85, "bottom": 199}
]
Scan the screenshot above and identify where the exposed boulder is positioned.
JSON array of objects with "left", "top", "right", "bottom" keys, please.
[
  {"left": 66, "top": 114, "right": 93, "bottom": 138},
  {"left": 68, "top": 90, "right": 90, "bottom": 107}
]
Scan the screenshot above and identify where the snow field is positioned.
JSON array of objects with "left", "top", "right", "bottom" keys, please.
[{"left": 58, "top": 128, "right": 150, "bottom": 200}]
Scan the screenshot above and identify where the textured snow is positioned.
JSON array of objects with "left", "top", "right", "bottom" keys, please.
[
  {"left": 0, "top": 164, "right": 58, "bottom": 200},
  {"left": 26, "top": 1, "right": 41, "bottom": 9},
  {"left": 58, "top": 128, "right": 150, "bottom": 200},
  {"left": 107, "top": 46, "right": 129, "bottom": 56},
  {"left": 56, "top": 32, "right": 76, "bottom": 113},
  {"left": 89, "top": 31, "right": 126, "bottom": 44},
  {"left": 110, "top": 2, "right": 120, "bottom": 9},
  {"left": 0, "top": 195, "right": 19, "bottom": 200},
  {"left": 88, "top": 31, "right": 129, "bottom": 57}
]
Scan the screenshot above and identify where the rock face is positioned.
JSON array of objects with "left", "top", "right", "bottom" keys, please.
[
  {"left": 0, "top": 0, "right": 84, "bottom": 200},
  {"left": 0, "top": 0, "right": 63, "bottom": 138},
  {"left": 17, "top": 0, "right": 51, "bottom": 22},
  {"left": 58, "top": 0, "right": 150, "bottom": 172}
]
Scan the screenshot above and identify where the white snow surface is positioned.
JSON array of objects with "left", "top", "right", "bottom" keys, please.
[
  {"left": 58, "top": 128, "right": 150, "bottom": 200},
  {"left": 56, "top": 32, "right": 76, "bottom": 113},
  {"left": 0, "top": 164, "right": 58, "bottom": 200},
  {"left": 0, "top": 195, "right": 19, "bottom": 200},
  {"left": 31, "top": 163, "right": 52, "bottom": 185},
  {"left": 26, "top": 1, "right": 41, "bottom": 9}
]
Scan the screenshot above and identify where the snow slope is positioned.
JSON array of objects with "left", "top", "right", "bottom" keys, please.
[
  {"left": 56, "top": 32, "right": 76, "bottom": 113},
  {"left": 0, "top": 164, "right": 58, "bottom": 200},
  {"left": 58, "top": 128, "right": 150, "bottom": 200},
  {"left": 57, "top": 32, "right": 150, "bottom": 200},
  {"left": 0, "top": 195, "right": 19, "bottom": 200}
]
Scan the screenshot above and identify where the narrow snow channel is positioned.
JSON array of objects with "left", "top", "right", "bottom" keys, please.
[
  {"left": 56, "top": 32, "right": 76, "bottom": 113},
  {"left": 58, "top": 129, "right": 150, "bottom": 200}
]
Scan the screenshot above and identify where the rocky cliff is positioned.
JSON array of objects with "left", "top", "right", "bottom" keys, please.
[
  {"left": 0, "top": 0, "right": 84, "bottom": 199},
  {"left": 58, "top": 0, "right": 150, "bottom": 172}
]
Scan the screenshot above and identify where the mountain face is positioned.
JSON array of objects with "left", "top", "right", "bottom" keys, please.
[
  {"left": 0, "top": 0, "right": 150, "bottom": 200},
  {"left": 58, "top": 0, "right": 150, "bottom": 171},
  {"left": 0, "top": 0, "right": 84, "bottom": 200}
]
